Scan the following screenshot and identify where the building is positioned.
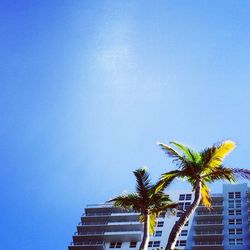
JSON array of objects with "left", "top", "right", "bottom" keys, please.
[
  {"left": 187, "top": 183, "right": 250, "bottom": 250},
  {"left": 69, "top": 183, "right": 250, "bottom": 250}
]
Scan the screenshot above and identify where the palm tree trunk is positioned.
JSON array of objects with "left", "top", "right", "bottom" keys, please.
[
  {"left": 165, "top": 180, "right": 202, "bottom": 250},
  {"left": 139, "top": 211, "right": 150, "bottom": 250}
]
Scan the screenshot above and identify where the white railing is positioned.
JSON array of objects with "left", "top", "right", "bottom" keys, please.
[
  {"left": 195, "top": 231, "right": 222, "bottom": 235},
  {"left": 70, "top": 241, "right": 104, "bottom": 246},
  {"left": 194, "top": 241, "right": 222, "bottom": 246},
  {"left": 196, "top": 221, "right": 223, "bottom": 225}
]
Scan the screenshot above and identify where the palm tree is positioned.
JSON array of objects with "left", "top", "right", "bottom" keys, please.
[
  {"left": 157, "top": 140, "right": 250, "bottom": 250},
  {"left": 109, "top": 168, "right": 178, "bottom": 250}
]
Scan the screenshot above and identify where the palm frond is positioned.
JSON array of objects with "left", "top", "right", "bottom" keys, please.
[
  {"left": 200, "top": 184, "right": 212, "bottom": 208},
  {"left": 108, "top": 193, "right": 141, "bottom": 211},
  {"left": 133, "top": 168, "right": 151, "bottom": 201},
  {"left": 158, "top": 142, "right": 186, "bottom": 167},
  {"left": 156, "top": 170, "right": 183, "bottom": 192},
  {"left": 232, "top": 168, "right": 250, "bottom": 180},
  {"left": 170, "top": 141, "right": 201, "bottom": 163},
  {"left": 203, "top": 167, "right": 236, "bottom": 183},
  {"left": 203, "top": 140, "right": 236, "bottom": 170}
]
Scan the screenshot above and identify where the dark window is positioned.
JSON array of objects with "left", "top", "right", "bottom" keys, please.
[
  {"left": 236, "top": 219, "right": 242, "bottom": 224},
  {"left": 180, "top": 240, "right": 186, "bottom": 246},
  {"left": 235, "top": 192, "right": 241, "bottom": 198},
  {"left": 154, "top": 231, "right": 162, "bottom": 237},
  {"left": 179, "top": 194, "right": 185, "bottom": 200},
  {"left": 157, "top": 221, "right": 164, "bottom": 227},
  {"left": 236, "top": 210, "right": 241, "bottom": 215},
  {"left": 176, "top": 211, "right": 183, "bottom": 217},
  {"left": 129, "top": 242, "right": 137, "bottom": 248},
  {"left": 180, "top": 230, "right": 188, "bottom": 236},
  {"left": 153, "top": 241, "right": 160, "bottom": 247}
]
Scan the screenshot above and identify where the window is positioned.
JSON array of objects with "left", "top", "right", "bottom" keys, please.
[
  {"left": 235, "top": 192, "right": 241, "bottom": 198},
  {"left": 236, "top": 238, "right": 243, "bottom": 245},
  {"left": 235, "top": 200, "right": 241, "bottom": 208},
  {"left": 179, "top": 194, "right": 192, "bottom": 201},
  {"left": 157, "top": 221, "right": 164, "bottom": 227},
  {"left": 110, "top": 242, "right": 122, "bottom": 248},
  {"left": 184, "top": 221, "right": 189, "bottom": 226},
  {"left": 229, "top": 210, "right": 234, "bottom": 215},
  {"left": 154, "top": 231, "right": 162, "bottom": 237},
  {"left": 229, "top": 219, "right": 235, "bottom": 224},
  {"left": 179, "top": 194, "right": 185, "bottom": 200},
  {"left": 175, "top": 240, "right": 186, "bottom": 246},
  {"left": 228, "top": 200, "right": 241, "bottom": 208},
  {"left": 180, "top": 240, "right": 186, "bottom": 246},
  {"left": 229, "top": 238, "right": 243, "bottom": 245},
  {"left": 236, "top": 210, "right": 241, "bottom": 215},
  {"left": 236, "top": 219, "right": 242, "bottom": 224},
  {"left": 229, "top": 228, "right": 242, "bottom": 235},
  {"left": 229, "top": 219, "right": 242, "bottom": 225},
  {"left": 129, "top": 242, "right": 137, "bottom": 248},
  {"left": 148, "top": 241, "right": 160, "bottom": 248},
  {"left": 228, "top": 192, "right": 241, "bottom": 199},
  {"left": 180, "top": 230, "right": 188, "bottom": 236},
  {"left": 179, "top": 202, "right": 191, "bottom": 210},
  {"left": 178, "top": 202, "right": 184, "bottom": 210},
  {"left": 177, "top": 211, "right": 183, "bottom": 217},
  {"left": 184, "top": 202, "right": 191, "bottom": 209},
  {"left": 153, "top": 241, "right": 160, "bottom": 247},
  {"left": 228, "top": 200, "right": 234, "bottom": 208},
  {"left": 159, "top": 212, "right": 166, "bottom": 218},
  {"left": 229, "top": 239, "right": 235, "bottom": 245}
]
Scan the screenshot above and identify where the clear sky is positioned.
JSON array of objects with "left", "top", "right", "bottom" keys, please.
[{"left": 1, "top": 1, "right": 250, "bottom": 249}]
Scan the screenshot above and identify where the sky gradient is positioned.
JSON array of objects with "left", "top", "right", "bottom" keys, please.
[{"left": 1, "top": 1, "right": 250, "bottom": 249}]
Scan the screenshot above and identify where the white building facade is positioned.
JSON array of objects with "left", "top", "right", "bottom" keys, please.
[{"left": 69, "top": 183, "right": 250, "bottom": 250}]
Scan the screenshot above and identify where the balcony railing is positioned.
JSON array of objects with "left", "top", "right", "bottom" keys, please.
[
  {"left": 70, "top": 241, "right": 104, "bottom": 246},
  {"left": 196, "top": 211, "right": 223, "bottom": 216},
  {"left": 74, "top": 229, "right": 142, "bottom": 236},
  {"left": 196, "top": 221, "right": 223, "bottom": 225},
  {"left": 199, "top": 202, "right": 223, "bottom": 207},
  {"left": 78, "top": 222, "right": 108, "bottom": 226},
  {"left": 194, "top": 241, "right": 222, "bottom": 246},
  {"left": 83, "top": 212, "right": 112, "bottom": 217},
  {"left": 74, "top": 231, "right": 105, "bottom": 236},
  {"left": 195, "top": 231, "right": 222, "bottom": 236}
]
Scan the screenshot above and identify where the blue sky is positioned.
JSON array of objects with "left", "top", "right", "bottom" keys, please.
[{"left": 1, "top": 1, "right": 250, "bottom": 249}]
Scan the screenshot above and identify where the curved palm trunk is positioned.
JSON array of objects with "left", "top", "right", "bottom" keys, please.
[
  {"left": 165, "top": 180, "right": 202, "bottom": 250},
  {"left": 139, "top": 211, "right": 150, "bottom": 250}
]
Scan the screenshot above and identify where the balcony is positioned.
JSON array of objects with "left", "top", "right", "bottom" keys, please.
[
  {"left": 73, "top": 229, "right": 142, "bottom": 242},
  {"left": 192, "top": 241, "right": 223, "bottom": 250},
  {"left": 193, "top": 231, "right": 223, "bottom": 240},
  {"left": 104, "top": 230, "right": 141, "bottom": 241},
  {"left": 195, "top": 211, "right": 223, "bottom": 220},
  {"left": 68, "top": 241, "right": 105, "bottom": 250},
  {"left": 194, "top": 221, "right": 223, "bottom": 229},
  {"left": 77, "top": 221, "right": 142, "bottom": 234}
]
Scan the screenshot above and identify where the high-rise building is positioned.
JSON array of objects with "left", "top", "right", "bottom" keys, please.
[{"left": 68, "top": 183, "right": 250, "bottom": 250}]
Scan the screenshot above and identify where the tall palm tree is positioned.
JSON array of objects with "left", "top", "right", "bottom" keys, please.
[
  {"left": 157, "top": 140, "right": 250, "bottom": 250},
  {"left": 109, "top": 168, "right": 178, "bottom": 250}
]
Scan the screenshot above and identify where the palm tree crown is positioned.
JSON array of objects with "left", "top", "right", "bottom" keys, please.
[
  {"left": 109, "top": 168, "right": 177, "bottom": 250},
  {"left": 158, "top": 140, "right": 250, "bottom": 250}
]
